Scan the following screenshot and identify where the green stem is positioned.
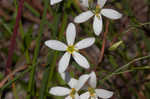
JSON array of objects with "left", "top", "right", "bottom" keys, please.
[
  {"left": 101, "top": 55, "right": 150, "bottom": 83},
  {"left": 0, "top": 19, "right": 12, "bottom": 35},
  {"left": 48, "top": 12, "right": 68, "bottom": 84},
  {"left": 39, "top": 12, "right": 68, "bottom": 99},
  {"left": 113, "top": 66, "right": 150, "bottom": 75},
  {"left": 38, "top": 52, "right": 52, "bottom": 99},
  {"left": 27, "top": 0, "right": 49, "bottom": 98},
  {"left": 12, "top": 84, "right": 19, "bottom": 99},
  {"left": 24, "top": 2, "right": 40, "bottom": 17}
]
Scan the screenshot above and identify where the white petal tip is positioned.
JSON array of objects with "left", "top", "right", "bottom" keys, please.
[
  {"left": 44, "top": 40, "right": 67, "bottom": 51},
  {"left": 44, "top": 41, "right": 48, "bottom": 46},
  {"left": 106, "top": 91, "right": 114, "bottom": 98},
  {"left": 113, "top": 13, "right": 122, "bottom": 20},
  {"left": 74, "top": 11, "right": 94, "bottom": 23},
  {"left": 93, "top": 15, "right": 103, "bottom": 36},
  {"left": 75, "top": 37, "right": 95, "bottom": 50},
  {"left": 50, "top": 0, "right": 62, "bottom": 5},
  {"left": 73, "top": 52, "right": 90, "bottom": 69},
  {"left": 90, "top": 71, "right": 96, "bottom": 76},
  {"left": 50, "top": 2, "right": 54, "bottom": 5},
  {"left": 94, "top": 29, "right": 102, "bottom": 36},
  {"left": 91, "top": 37, "right": 96, "bottom": 42},
  {"left": 49, "top": 89, "right": 53, "bottom": 94},
  {"left": 66, "top": 23, "right": 76, "bottom": 45},
  {"left": 49, "top": 87, "right": 71, "bottom": 96},
  {"left": 74, "top": 18, "right": 81, "bottom": 23},
  {"left": 81, "top": 61, "right": 90, "bottom": 69},
  {"left": 50, "top": 1, "right": 56, "bottom": 5},
  {"left": 118, "top": 13, "right": 123, "bottom": 19},
  {"left": 101, "top": 9, "right": 123, "bottom": 20},
  {"left": 58, "top": 52, "right": 71, "bottom": 73},
  {"left": 96, "top": 89, "right": 114, "bottom": 98},
  {"left": 83, "top": 62, "right": 90, "bottom": 69},
  {"left": 95, "top": 32, "right": 101, "bottom": 36}
]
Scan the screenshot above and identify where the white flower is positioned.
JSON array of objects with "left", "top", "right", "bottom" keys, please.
[
  {"left": 60, "top": 71, "right": 71, "bottom": 82},
  {"left": 50, "top": 0, "right": 63, "bottom": 5},
  {"left": 74, "top": 0, "right": 122, "bottom": 36},
  {"left": 45, "top": 23, "right": 95, "bottom": 73},
  {"left": 80, "top": 72, "right": 113, "bottom": 99},
  {"left": 49, "top": 74, "right": 89, "bottom": 99}
]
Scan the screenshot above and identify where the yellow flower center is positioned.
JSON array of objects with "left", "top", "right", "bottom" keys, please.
[
  {"left": 88, "top": 0, "right": 93, "bottom": 4},
  {"left": 70, "top": 88, "right": 76, "bottom": 99},
  {"left": 95, "top": 5, "right": 101, "bottom": 13},
  {"left": 88, "top": 87, "right": 96, "bottom": 98},
  {"left": 93, "top": 5, "right": 101, "bottom": 19},
  {"left": 67, "top": 45, "right": 78, "bottom": 54}
]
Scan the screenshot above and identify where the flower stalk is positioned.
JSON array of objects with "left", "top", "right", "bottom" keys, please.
[{"left": 5, "top": 0, "right": 24, "bottom": 75}]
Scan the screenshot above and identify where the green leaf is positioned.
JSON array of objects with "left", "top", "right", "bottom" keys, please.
[
  {"left": 109, "top": 40, "right": 123, "bottom": 51},
  {"left": 0, "top": 72, "right": 4, "bottom": 81}
]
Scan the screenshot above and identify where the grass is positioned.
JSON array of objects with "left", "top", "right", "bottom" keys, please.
[{"left": 0, "top": 0, "right": 150, "bottom": 99}]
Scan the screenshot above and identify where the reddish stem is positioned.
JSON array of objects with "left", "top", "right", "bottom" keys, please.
[
  {"left": 98, "top": 20, "right": 109, "bottom": 64},
  {"left": 5, "top": 0, "right": 24, "bottom": 75}
]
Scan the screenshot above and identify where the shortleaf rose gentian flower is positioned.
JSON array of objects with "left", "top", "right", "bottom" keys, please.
[
  {"left": 45, "top": 23, "right": 95, "bottom": 73},
  {"left": 75, "top": 0, "right": 122, "bottom": 36},
  {"left": 49, "top": 74, "right": 89, "bottom": 99},
  {"left": 80, "top": 72, "right": 113, "bottom": 99}
]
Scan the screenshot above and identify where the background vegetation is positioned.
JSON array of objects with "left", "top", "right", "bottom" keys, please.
[{"left": 0, "top": 0, "right": 150, "bottom": 99}]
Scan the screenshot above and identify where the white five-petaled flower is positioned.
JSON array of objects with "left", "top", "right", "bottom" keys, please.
[
  {"left": 80, "top": 71, "right": 113, "bottom": 99},
  {"left": 50, "top": 0, "right": 63, "bottom": 5},
  {"left": 45, "top": 23, "right": 95, "bottom": 73},
  {"left": 49, "top": 74, "right": 89, "bottom": 99},
  {"left": 75, "top": 0, "right": 122, "bottom": 36}
]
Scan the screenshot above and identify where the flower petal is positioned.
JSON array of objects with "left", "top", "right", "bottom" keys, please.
[
  {"left": 80, "top": 0, "right": 89, "bottom": 7},
  {"left": 59, "top": 71, "right": 71, "bottom": 82},
  {"left": 45, "top": 40, "right": 67, "bottom": 51},
  {"left": 91, "top": 97, "right": 98, "bottom": 99},
  {"left": 75, "top": 37, "right": 95, "bottom": 50},
  {"left": 50, "top": 0, "right": 63, "bottom": 5},
  {"left": 65, "top": 96, "right": 72, "bottom": 99},
  {"left": 66, "top": 23, "right": 76, "bottom": 45},
  {"left": 72, "top": 52, "right": 90, "bottom": 69},
  {"left": 95, "top": 89, "right": 113, "bottom": 98},
  {"left": 68, "top": 78, "right": 78, "bottom": 88},
  {"left": 65, "top": 93, "right": 79, "bottom": 99},
  {"left": 75, "top": 93, "right": 80, "bottom": 99},
  {"left": 80, "top": 92, "right": 90, "bottom": 99},
  {"left": 101, "top": 9, "right": 122, "bottom": 20},
  {"left": 89, "top": 71, "right": 97, "bottom": 88},
  {"left": 75, "top": 74, "right": 89, "bottom": 91},
  {"left": 93, "top": 15, "right": 103, "bottom": 36},
  {"left": 58, "top": 52, "right": 71, "bottom": 73},
  {"left": 97, "top": 0, "right": 107, "bottom": 8},
  {"left": 49, "top": 87, "right": 71, "bottom": 96},
  {"left": 74, "top": 11, "right": 94, "bottom": 23}
]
